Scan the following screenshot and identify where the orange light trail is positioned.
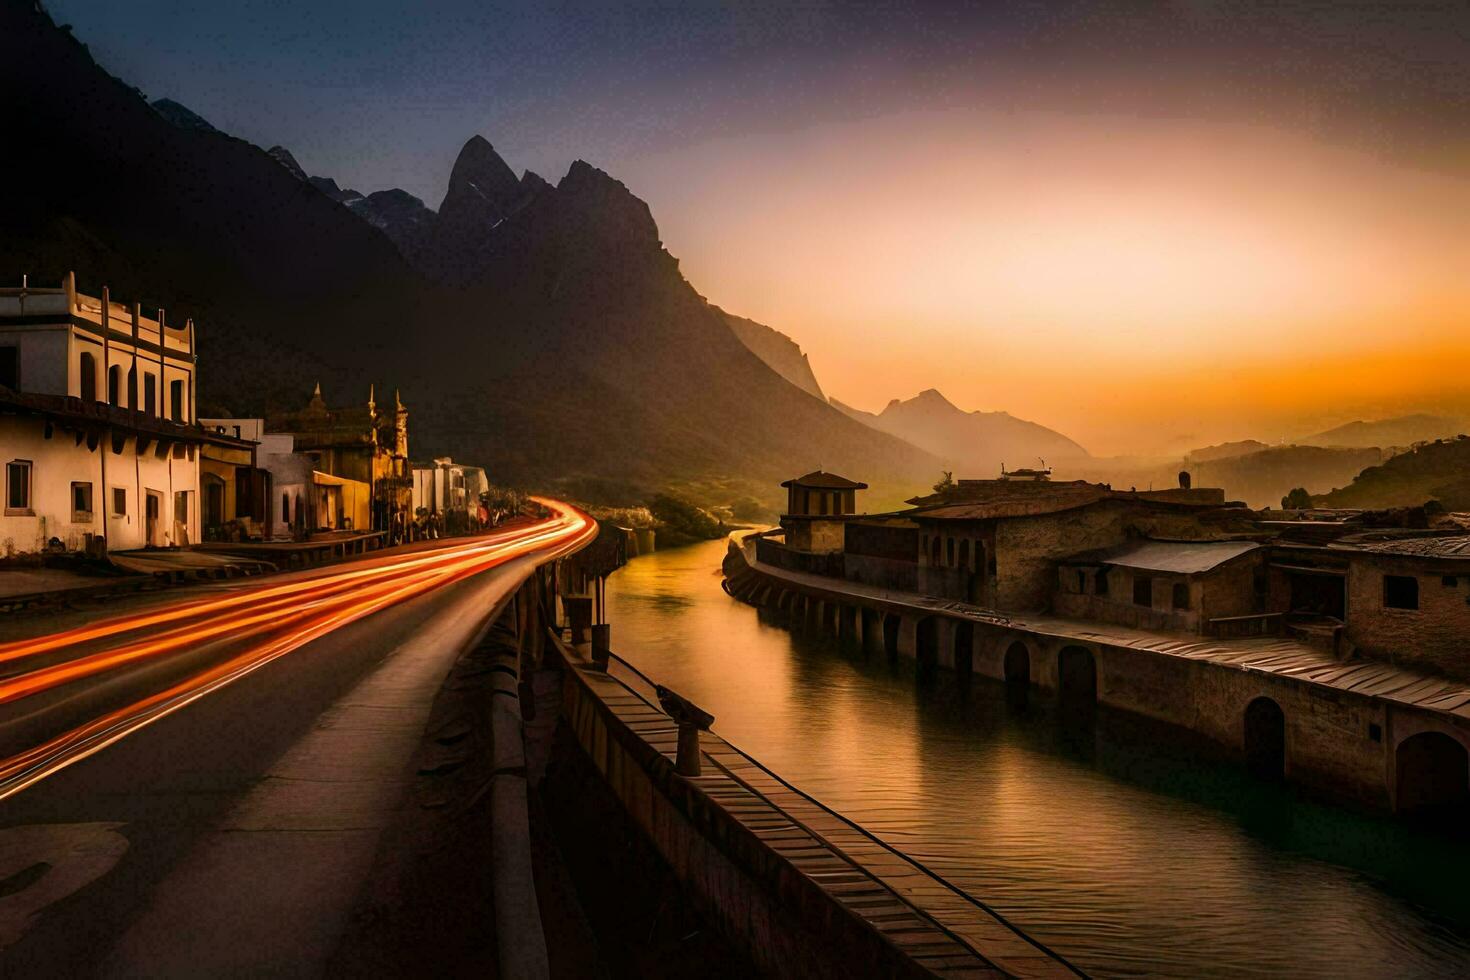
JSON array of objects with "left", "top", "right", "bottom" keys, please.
[{"left": 0, "top": 496, "right": 596, "bottom": 801}]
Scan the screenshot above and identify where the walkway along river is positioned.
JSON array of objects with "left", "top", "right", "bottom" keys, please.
[{"left": 604, "top": 537, "right": 1470, "bottom": 978}]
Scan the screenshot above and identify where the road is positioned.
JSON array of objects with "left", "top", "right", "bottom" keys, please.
[{"left": 0, "top": 498, "right": 594, "bottom": 977}]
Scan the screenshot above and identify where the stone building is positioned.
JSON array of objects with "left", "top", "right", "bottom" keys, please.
[
  {"left": 1338, "top": 535, "right": 1470, "bottom": 679},
  {"left": 0, "top": 273, "right": 204, "bottom": 553},
  {"left": 265, "top": 384, "right": 412, "bottom": 540},
  {"left": 1055, "top": 539, "right": 1265, "bottom": 633},
  {"left": 778, "top": 470, "right": 866, "bottom": 554},
  {"left": 906, "top": 478, "right": 1240, "bottom": 609}
]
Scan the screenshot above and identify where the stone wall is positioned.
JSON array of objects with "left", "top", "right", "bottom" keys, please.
[
  {"left": 1347, "top": 554, "right": 1470, "bottom": 680},
  {"left": 556, "top": 654, "right": 939, "bottom": 980}
]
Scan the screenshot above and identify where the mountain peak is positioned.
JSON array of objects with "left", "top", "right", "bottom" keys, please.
[
  {"left": 444, "top": 135, "right": 521, "bottom": 209},
  {"left": 267, "top": 145, "right": 307, "bottom": 181}
]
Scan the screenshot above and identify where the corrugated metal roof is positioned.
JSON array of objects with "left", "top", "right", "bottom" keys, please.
[{"left": 1072, "top": 539, "right": 1260, "bottom": 574}]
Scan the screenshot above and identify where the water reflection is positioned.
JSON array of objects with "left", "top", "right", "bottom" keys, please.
[{"left": 605, "top": 540, "right": 1470, "bottom": 978}]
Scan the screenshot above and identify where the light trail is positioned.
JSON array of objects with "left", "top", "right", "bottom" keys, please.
[
  {"left": 0, "top": 516, "right": 558, "bottom": 666},
  {"left": 0, "top": 497, "right": 596, "bottom": 802}
]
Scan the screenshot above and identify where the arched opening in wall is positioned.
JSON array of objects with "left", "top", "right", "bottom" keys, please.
[
  {"left": 1058, "top": 646, "right": 1097, "bottom": 709},
  {"left": 931, "top": 537, "right": 941, "bottom": 565},
  {"left": 882, "top": 614, "right": 900, "bottom": 660},
  {"left": 107, "top": 364, "right": 121, "bottom": 406},
  {"left": 79, "top": 351, "right": 97, "bottom": 401},
  {"left": 946, "top": 538, "right": 955, "bottom": 567},
  {"left": 1243, "top": 697, "right": 1286, "bottom": 780},
  {"left": 1396, "top": 732, "right": 1470, "bottom": 821},
  {"left": 916, "top": 617, "right": 939, "bottom": 675},
  {"left": 953, "top": 620, "right": 974, "bottom": 682},
  {"left": 1003, "top": 642, "right": 1030, "bottom": 690}
]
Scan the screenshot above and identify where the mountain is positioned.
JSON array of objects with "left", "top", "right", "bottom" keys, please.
[
  {"left": 1297, "top": 414, "right": 1466, "bottom": 449},
  {"left": 428, "top": 158, "right": 939, "bottom": 508},
  {"left": 721, "top": 310, "right": 825, "bottom": 400},
  {"left": 151, "top": 97, "right": 217, "bottom": 133},
  {"left": 1315, "top": 437, "right": 1470, "bottom": 511},
  {"left": 1185, "top": 439, "right": 1270, "bottom": 464},
  {"left": 430, "top": 136, "right": 544, "bottom": 283},
  {"left": 266, "top": 145, "right": 308, "bottom": 181},
  {"left": 0, "top": 1, "right": 936, "bottom": 511},
  {"left": 832, "top": 388, "right": 1087, "bottom": 477},
  {"left": 1186, "top": 445, "right": 1382, "bottom": 509}
]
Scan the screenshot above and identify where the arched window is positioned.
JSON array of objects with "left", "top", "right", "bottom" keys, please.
[
  {"left": 79, "top": 351, "right": 97, "bottom": 401},
  {"left": 283, "top": 492, "right": 291, "bottom": 525},
  {"left": 947, "top": 538, "right": 956, "bottom": 567},
  {"left": 931, "top": 536, "right": 941, "bottom": 565},
  {"left": 170, "top": 379, "right": 185, "bottom": 422},
  {"left": 144, "top": 374, "right": 157, "bottom": 415},
  {"left": 107, "top": 364, "right": 121, "bottom": 406},
  {"left": 127, "top": 365, "right": 137, "bottom": 409}
]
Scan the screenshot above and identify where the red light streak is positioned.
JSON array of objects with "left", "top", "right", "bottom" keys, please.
[{"left": 0, "top": 497, "right": 596, "bottom": 801}]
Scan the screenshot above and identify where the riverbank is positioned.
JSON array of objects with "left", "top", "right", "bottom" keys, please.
[{"left": 604, "top": 537, "right": 1470, "bottom": 977}]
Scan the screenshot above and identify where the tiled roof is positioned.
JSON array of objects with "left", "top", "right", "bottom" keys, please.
[{"left": 781, "top": 471, "right": 868, "bottom": 490}]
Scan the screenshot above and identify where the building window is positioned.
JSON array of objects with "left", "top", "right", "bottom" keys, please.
[
  {"left": 71, "top": 481, "right": 93, "bottom": 521},
  {"left": 1172, "top": 582, "right": 1190, "bottom": 610},
  {"left": 79, "top": 351, "right": 98, "bottom": 401},
  {"left": 1384, "top": 574, "right": 1419, "bottom": 610},
  {"left": 1096, "top": 568, "right": 1109, "bottom": 596},
  {"left": 1133, "top": 576, "right": 1153, "bottom": 607},
  {"left": 1443, "top": 576, "right": 1459, "bottom": 588},
  {"left": 113, "top": 487, "right": 127, "bottom": 516},
  {"left": 6, "top": 460, "right": 32, "bottom": 514},
  {"left": 127, "top": 365, "right": 137, "bottom": 409},
  {"left": 170, "top": 379, "right": 185, "bottom": 422},
  {"left": 108, "top": 364, "right": 121, "bottom": 405},
  {"left": 144, "top": 374, "right": 157, "bottom": 415},
  {"left": 0, "top": 345, "right": 17, "bottom": 389}
]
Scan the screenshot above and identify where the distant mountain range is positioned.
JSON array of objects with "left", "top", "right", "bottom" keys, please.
[
  {"left": 1296, "top": 414, "right": 1466, "bottom": 449},
  {"left": 0, "top": 0, "right": 937, "bottom": 512},
  {"left": 831, "top": 389, "right": 1088, "bottom": 478}
]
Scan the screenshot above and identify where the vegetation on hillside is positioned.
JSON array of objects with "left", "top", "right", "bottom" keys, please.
[{"left": 1314, "top": 436, "right": 1470, "bottom": 510}]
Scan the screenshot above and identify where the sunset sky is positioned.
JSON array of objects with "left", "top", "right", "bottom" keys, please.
[{"left": 52, "top": 1, "right": 1470, "bottom": 455}]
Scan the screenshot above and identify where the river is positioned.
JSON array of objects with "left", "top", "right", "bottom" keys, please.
[{"left": 602, "top": 538, "right": 1470, "bottom": 978}]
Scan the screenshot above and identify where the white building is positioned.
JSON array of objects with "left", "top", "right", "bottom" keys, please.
[
  {"left": 199, "top": 418, "right": 317, "bottom": 541},
  {"left": 0, "top": 273, "right": 202, "bottom": 554},
  {"left": 411, "top": 457, "right": 489, "bottom": 534}
]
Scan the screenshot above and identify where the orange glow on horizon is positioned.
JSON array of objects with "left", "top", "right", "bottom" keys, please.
[{"left": 631, "top": 109, "right": 1470, "bottom": 453}]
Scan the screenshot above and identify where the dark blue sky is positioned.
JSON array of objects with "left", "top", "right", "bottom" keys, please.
[{"left": 47, "top": 1, "right": 1470, "bottom": 208}]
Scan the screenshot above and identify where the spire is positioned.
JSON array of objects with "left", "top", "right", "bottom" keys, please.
[
  {"left": 395, "top": 388, "right": 404, "bottom": 411},
  {"left": 307, "top": 382, "right": 327, "bottom": 412},
  {"left": 368, "top": 383, "right": 376, "bottom": 415}
]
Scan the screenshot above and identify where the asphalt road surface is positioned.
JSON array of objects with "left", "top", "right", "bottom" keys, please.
[{"left": 0, "top": 499, "right": 593, "bottom": 977}]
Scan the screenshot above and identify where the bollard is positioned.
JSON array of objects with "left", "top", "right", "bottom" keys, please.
[
  {"left": 656, "top": 684, "right": 715, "bottom": 778},
  {"left": 676, "top": 722, "right": 702, "bottom": 777},
  {"left": 590, "top": 623, "right": 611, "bottom": 671}
]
